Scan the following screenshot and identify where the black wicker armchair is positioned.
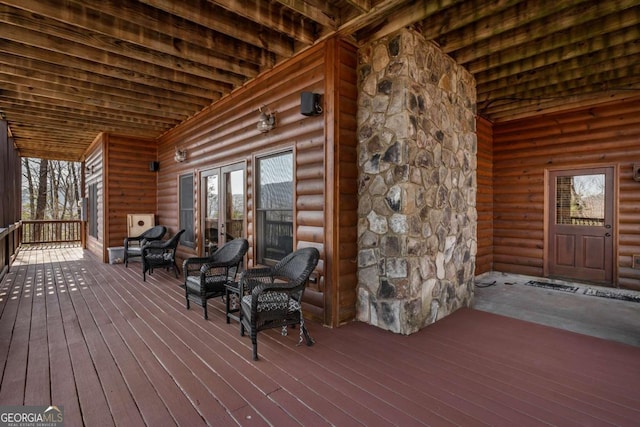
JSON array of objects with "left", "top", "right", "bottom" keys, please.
[
  {"left": 238, "top": 247, "right": 320, "bottom": 360},
  {"left": 141, "top": 229, "right": 185, "bottom": 281},
  {"left": 183, "top": 238, "right": 248, "bottom": 319},
  {"left": 124, "top": 225, "right": 167, "bottom": 267}
]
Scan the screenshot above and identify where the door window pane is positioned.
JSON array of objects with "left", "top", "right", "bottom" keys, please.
[
  {"left": 225, "top": 169, "right": 244, "bottom": 239},
  {"left": 204, "top": 172, "right": 219, "bottom": 254},
  {"left": 256, "top": 152, "right": 293, "bottom": 264},
  {"left": 179, "top": 173, "right": 195, "bottom": 247},
  {"left": 556, "top": 174, "right": 605, "bottom": 226}
]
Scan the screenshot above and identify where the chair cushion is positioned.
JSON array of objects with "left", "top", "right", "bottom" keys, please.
[
  {"left": 185, "top": 275, "right": 226, "bottom": 296},
  {"left": 242, "top": 293, "right": 300, "bottom": 313}
]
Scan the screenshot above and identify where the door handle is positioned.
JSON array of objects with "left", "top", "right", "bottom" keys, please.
[{"left": 605, "top": 233, "right": 611, "bottom": 237}]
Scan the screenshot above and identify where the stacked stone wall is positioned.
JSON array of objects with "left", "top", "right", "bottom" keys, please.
[{"left": 356, "top": 28, "right": 477, "bottom": 334}]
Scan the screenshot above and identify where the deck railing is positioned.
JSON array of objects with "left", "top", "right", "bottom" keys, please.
[
  {"left": 21, "top": 220, "right": 83, "bottom": 245},
  {"left": 0, "top": 222, "right": 21, "bottom": 281}
]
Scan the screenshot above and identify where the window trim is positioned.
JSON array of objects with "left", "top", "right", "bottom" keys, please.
[
  {"left": 179, "top": 172, "right": 196, "bottom": 248},
  {"left": 254, "top": 149, "right": 295, "bottom": 265}
]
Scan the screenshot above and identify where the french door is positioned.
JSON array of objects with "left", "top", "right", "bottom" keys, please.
[
  {"left": 548, "top": 167, "right": 614, "bottom": 284},
  {"left": 200, "top": 163, "right": 245, "bottom": 256}
]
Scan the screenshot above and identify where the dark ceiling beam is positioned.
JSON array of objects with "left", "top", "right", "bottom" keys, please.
[
  {"left": 0, "top": 0, "right": 265, "bottom": 77},
  {"left": 344, "top": 0, "right": 371, "bottom": 13},
  {"left": 0, "top": 36, "right": 232, "bottom": 95},
  {"left": 0, "top": 18, "right": 248, "bottom": 87},
  {"left": 477, "top": 48, "right": 640, "bottom": 100},
  {"left": 416, "top": 0, "right": 524, "bottom": 41},
  {"left": 438, "top": 0, "right": 588, "bottom": 55},
  {"left": 216, "top": 0, "right": 330, "bottom": 39},
  {"left": 472, "top": 25, "right": 640, "bottom": 84},
  {"left": 0, "top": 63, "right": 209, "bottom": 112},
  {"left": 272, "top": 0, "right": 337, "bottom": 29},
  {"left": 138, "top": 0, "right": 297, "bottom": 57},
  {"left": 0, "top": 73, "right": 204, "bottom": 119},
  {"left": 0, "top": 43, "right": 226, "bottom": 100},
  {"left": 483, "top": 89, "right": 637, "bottom": 122},
  {"left": 0, "top": 88, "right": 181, "bottom": 125},
  {"left": 451, "top": 1, "right": 639, "bottom": 65},
  {"left": 0, "top": 97, "right": 176, "bottom": 130}
]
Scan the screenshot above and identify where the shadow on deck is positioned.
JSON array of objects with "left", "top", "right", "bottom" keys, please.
[{"left": 1, "top": 246, "right": 639, "bottom": 426}]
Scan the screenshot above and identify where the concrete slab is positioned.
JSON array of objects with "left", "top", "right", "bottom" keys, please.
[{"left": 472, "top": 271, "right": 640, "bottom": 347}]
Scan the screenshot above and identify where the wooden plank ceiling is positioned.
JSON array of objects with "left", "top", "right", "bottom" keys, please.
[{"left": 1, "top": 0, "right": 639, "bottom": 161}]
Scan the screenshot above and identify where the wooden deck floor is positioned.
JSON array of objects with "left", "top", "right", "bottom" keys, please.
[{"left": 1, "top": 246, "right": 639, "bottom": 426}]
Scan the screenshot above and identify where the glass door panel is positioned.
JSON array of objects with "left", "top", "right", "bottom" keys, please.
[
  {"left": 200, "top": 163, "right": 245, "bottom": 256},
  {"left": 202, "top": 169, "right": 220, "bottom": 256},
  {"left": 224, "top": 168, "right": 244, "bottom": 240}
]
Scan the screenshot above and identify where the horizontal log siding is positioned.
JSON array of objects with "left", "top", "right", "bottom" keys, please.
[
  {"left": 156, "top": 41, "right": 329, "bottom": 322},
  {"left": 476, "top": 116, "right": 493, "bottom": 275},
  {"left": 84, "top": 134, "right": 105, "bottom": 261},
  {"left": 493, "top": 96, "right": 640, "bottom": 290},
  {"left": 328, "top": 39, "right": 358, "bottom": 325},
  {"left": 105, "top": 135, "right": 158, "bottom": 249}
]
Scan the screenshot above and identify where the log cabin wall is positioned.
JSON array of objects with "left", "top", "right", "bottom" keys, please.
[
  {"left": 324, "top": 39, "right": 359, "bottom": 326},
  {"left": 492, "top": 96, "right": 640, "bottom": 290},
  {"left": 104, "top": 134, "right": 158, "bottom": 249},
  {"left": 0, "top": 120, "right": 21, "bottom": 228},
  {"left": 154, "top": 38, "right": 358, "bottom": 326},
  {"left": 475, "top": 116, "right": 494, "bottom": 274},
  {"left": 83, "top": 133, "right": 158, "bottom": 262},
  {"left": 84, "top": 133, "right": 105, "bottom": 261}
]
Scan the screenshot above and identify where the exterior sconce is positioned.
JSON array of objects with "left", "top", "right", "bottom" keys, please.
[
  {"left": 174, "top": 147, "right": 187, "bottom": 163},
  {"left": 633, "top": 163, "right": 640, "bottom": 182},
  {"left": 257, "top": 106, "right": 275, "bottom": 133}
]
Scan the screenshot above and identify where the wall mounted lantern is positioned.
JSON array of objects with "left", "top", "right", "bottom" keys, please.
[
  {"left": 174, "top": 147, "right": 187, "bottom": 163},
  {"left": 257, "top": 106, "right": 276, "bottom": 133}
]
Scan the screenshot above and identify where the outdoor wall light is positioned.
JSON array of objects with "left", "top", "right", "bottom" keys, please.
[
  {"left": 174, "top": 147, "right": 187, "bottom": 163},
  {"left": 257, "top": 106, "right": 275, "bottom": 133}
]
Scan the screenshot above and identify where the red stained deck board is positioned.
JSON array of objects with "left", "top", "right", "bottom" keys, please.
[
  {"left": 91, "top": 286, "right": 206, "bottom": 427},
  {"left": 308, "top": 327, "right": 545, "bottom": 427},
  {"left": 0, "top": 264, "right": 33, "bottom": 405},
  {"left": 2, "top": 246, "right": 640, "bottom": 427},
  {"left": 44, "top": 273, "right": 83, "bottom": 427},
  {"left": 75, "top": 287, "right": 176, "bottom": 426},
  {"left": 343, "top": 319, "right": 626, "bottom": 426},
  {"left": 325, "top": 324, "right": 592, "bottom": 427},
  {"left": 375, "top": 312, "right": 640, "bottom": 425},
  {"left": 98, "top": 265, "right": 305, "bottom": 426}
]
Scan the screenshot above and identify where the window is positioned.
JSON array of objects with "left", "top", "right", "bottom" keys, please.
[
  {"left": 88, "top": 183, "right": 98, "bottom": 238},
  {"left": 179, "top": 173, "right": 195, "bottom": 248},
  {"left": 256, "top": 151, "right": 293, "bottom": 264},
  {"left": 555, "top": 174, "right": 605, "bottom": 226}
]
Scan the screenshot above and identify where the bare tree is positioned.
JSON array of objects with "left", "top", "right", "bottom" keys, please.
[
  {"left": 22, "top": 158, "right": 36, "bottom": 219},
  {"left": 22, "top": 158, "right": 82, "bottom": 242}
]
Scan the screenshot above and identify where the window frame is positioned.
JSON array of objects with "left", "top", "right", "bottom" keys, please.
[
  {"left": 178, "top": 172, "right": 196, "bottom": 248},
  {"left": 88, "top": 182, "right": 98, "bottom": 238},
  {"left": 255, "top": 150, "right": 294, "bottom": 265}
]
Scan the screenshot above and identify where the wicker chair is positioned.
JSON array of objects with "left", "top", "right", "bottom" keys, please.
[
  {"left": 183, "top": 238, "right": 248, "bottom": 319},
  {"left": 238, "top": 247, "right": 319, "bottom": 360},
  {"left": 141, "top": 229, "right": 185, "bottom": 281},
  {"left": 123, "top": 225, "right": 167, "bottom": 267}
]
